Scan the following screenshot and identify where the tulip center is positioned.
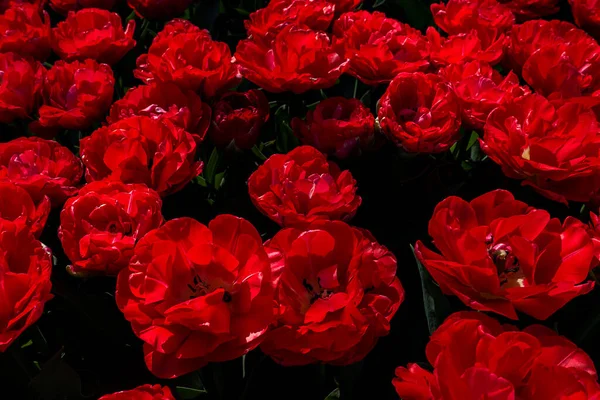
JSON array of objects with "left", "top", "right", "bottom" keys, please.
[
  {"left": 486, "top": 234, "right": 525, "bottom": 288},
  {"left": 187, "top": 274, "right": 232, "bottom": 303},
  {"left": 187, "top": 274, "right": 212, "bottom": 298},
  {"left": 303, "top": 278, "right": 333, "bottom": 303}
]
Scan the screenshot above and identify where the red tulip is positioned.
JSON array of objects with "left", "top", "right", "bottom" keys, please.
[
  {"left": 116, "top": 216, "right": 274, "bottom": 378},
  {"left": 248, "top": 146, "right": 361, "bottom": 228},
  {"left": 415, "top": 190, "right": 595, "bottom": 320}
]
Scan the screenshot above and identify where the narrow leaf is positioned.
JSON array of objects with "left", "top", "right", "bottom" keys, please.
[{"left": 411, "top": 244, "right": 451, "bottom": 335}]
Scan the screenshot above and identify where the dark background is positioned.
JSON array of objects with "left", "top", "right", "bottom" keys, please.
[{"left": 2, "top": 0, "right": 599, "bottom": 399}]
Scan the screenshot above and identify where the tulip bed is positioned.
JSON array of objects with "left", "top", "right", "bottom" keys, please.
[{"left": 2, "top": 0, "right": 600, "bottom": 399}]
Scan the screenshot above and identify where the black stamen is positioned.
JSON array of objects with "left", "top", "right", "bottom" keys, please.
[
  {"left": 303, "top": 279, "right": 314, "bottom": 292},
  {"left": 222, "top": 291, "right": 232, "bottom": 303}
]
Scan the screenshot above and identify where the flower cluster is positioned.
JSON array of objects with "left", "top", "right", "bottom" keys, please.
[
  {"left": 2, "top": 0, "right": 600, "bottom": 398},
  {"left": 394, "top": 312, "right": 600, "bottom": 399}
]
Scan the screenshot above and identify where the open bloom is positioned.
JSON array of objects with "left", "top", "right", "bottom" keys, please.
[
  {"left": 504, "top": 20, "right": 598, "bottom": 77},
  {"left": 209, "top": 90, "right": 270, "bottom": 150},
  {"left": 431, "top": 0, "right": 514, "bottom": 36},
  {"left": 248, "top": 146, "right": 361, "bottom": 228},
  {"left": 108, "top": 82, "right": 211, "bottom": 142},
  {"left": 0, "top": 52, "right": 45, "bottom": 124},
  {"left": 0, "top": 182, "right": 50, "bottom": 239},
  {"left": 415, "top": 190, "right": 595, "bottom": 320},
  {"left": 32, "top": 59, "right": 115, "bottom": 134},
  {"left": 235, "top": 25, "right": 349, "bottom": 94},
  {"left": 262, "top": 220, "right": 404, "bottom": 365},
  {"left": 59, "top": 181, "right": 163, "bottom": 276},
  {"left": 0, "top": 223, "right": 52, "bottom": 352},
  {"left": 520, "top": 32, "right": 600, "bottom": 102},
  {"left": 0, "top": 137, "right": 83, "bottom": 206},
  {"left": 292, "top": 97, "right": 375, "bottom": 158},
  {"left": 244, "top": 0, "right": 335, "bottom": 45},
  {"left": 0, "top": 2, "right": 51, "bottom": 61},
  {"left": 127, "top": 0, "right": 192, "bottom": 20},
  {"left": 51, "top": 8, "right": 136, "bottom": 65},
  {"left": 393, "top": 312, "right": 600, "bottom": 399},
  {"left": 331, "top": 11, "right": 429, "bottom": 85},
  {"left": 80, "top": 116, "right": 203, "bottom": 197},
  {"left": 481, "top": 93, "right": 600, "bottom": 204},
  {"left": 135, "top": 20, "right": 240, "bottom": 99},
  {"left": 116, "top": 216, "right": 274, "bottom": 378},
  {"left": 99, "top": 384, "right": 175, "bottom": 400},
  {"left": 438, "top": 60, "right": 529, "bottom": 129},
  {"left": 378, "top": 72, "right": 461, "bottom": 153}
]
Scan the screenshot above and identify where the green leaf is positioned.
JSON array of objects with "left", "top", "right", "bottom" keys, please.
[
  {"left": 204, "top": 148, "right": 221, "bottom": 185},
  {"left": 126, "top": 9, "right": 136, "bottom": 22},
  {"left": 411, "top": 244, "right": 451, "bottom": 335},
  {"left": 174, "top": 371, "right": 208, "bottom": 399},
  {"left": 466, "top": 131, "right": 479, "bottom": 151},
  {"left": 373, "top": 0, "right": 386, "bottom": 7},
  {"left": 234, "top": 7, "right": 250, "bottom": 15},
  {"left": 195, "top": 176, "right": 207, "bottom": 187},
  {"left": 176, "top": 387, "right": 208, "bottom": 399},
  {"left": 214, "top": 171, "right": 226, "bottom": 190},
  {"left": 251, "top": 145, "right": 267, "bottom": 161},
  {"left": 325, "top": 388, "right": 340, "bottom": 400},
  {"left": 470, "top": 141, "right": 482, "bottom": 162}
]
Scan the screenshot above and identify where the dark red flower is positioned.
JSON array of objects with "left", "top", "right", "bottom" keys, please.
[
  {"left": 0, "top": 137, "right": 83, "bottom": 206},
  {"left": 51, "top": 8, "right": 136, "bottom": 65},
  {"left": 262, "top": 220, "right": 404, "bottom": 365},
  {"left": 244, "top": 0, "right": 334, "bottom": 45},
  {"left": 235, "top": 25, "right": 349, "bottom": 94},
  {"left": 80, "top": 116, "right": 203, "bottom": 197},
  {"left": 99, "top": 384, "right": 175, "bottom": 400},
  {"left": 0, "top": 223, "right": 52, "bottom": 352},
  {"left": 291, "top": 97, "right": 375, "bottom": 158},
  {"left": 0, "top": 182, "right": 50, "bottom": 239},
  {"left": 59, "top": 181, "right": 163, "bottom": 276},
  {"left": 569, "top": 0, "right": 600, "bottom": 41},
  {"left": 331, "top": 11, "right": 429, "bottom": 85},
  {"left": 49, "top": 0, "right": 117, "bottom": 15},
  {"left": 378, "top": 72, "right": 461, "bottom": 153},
  {"left": 209, "top": 89, "right": 269, "bottom": 150},
  {"left": 134, "top": 20, "right": 240, "bottom": 99},
  {"left": 415, "top": 190, "right": 595, "bottom": 320},
  {"left": 248, "top": 146, "right": 361, "bottom": 228},
  {"left": 504, "top": 20, "right": 599, "bottom": 80},
  {"left": 127, "top": 0, "right": 191, "bottom": 20},
  {"left": 431, "top": 0, "right": 515, "bottom": 36},
  {"left": 116, "top": 216, "right": 274, "bottom": 378},
  {"left": 481, "top": 93, "right": 600, "bottom": 204},
  {"left": 426, "top": 27, "right": 506, "bottom": 66},
  {"left": 31, "top": 59, "right": 114, "bottom": 134},
  {"left": 108, "top": 82, "right": 211, "bottom": 142},
  {"left": 0, "top": 2, "right": 51, "bottom": 61},
  {"left": 439, "top": 60, "right": 529, "bottom": 129},
  {"left": 0, "top": 52, "right": 45, "bottom": 124},
  {"left": 521, "top": 33, "right": 600, "bottom": 101},
  {"left": 393, "top": 312, "right": 600, "bottom": 399},
  {"left": 498, "top": 0, "right": 559, "bottom": 20}
]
